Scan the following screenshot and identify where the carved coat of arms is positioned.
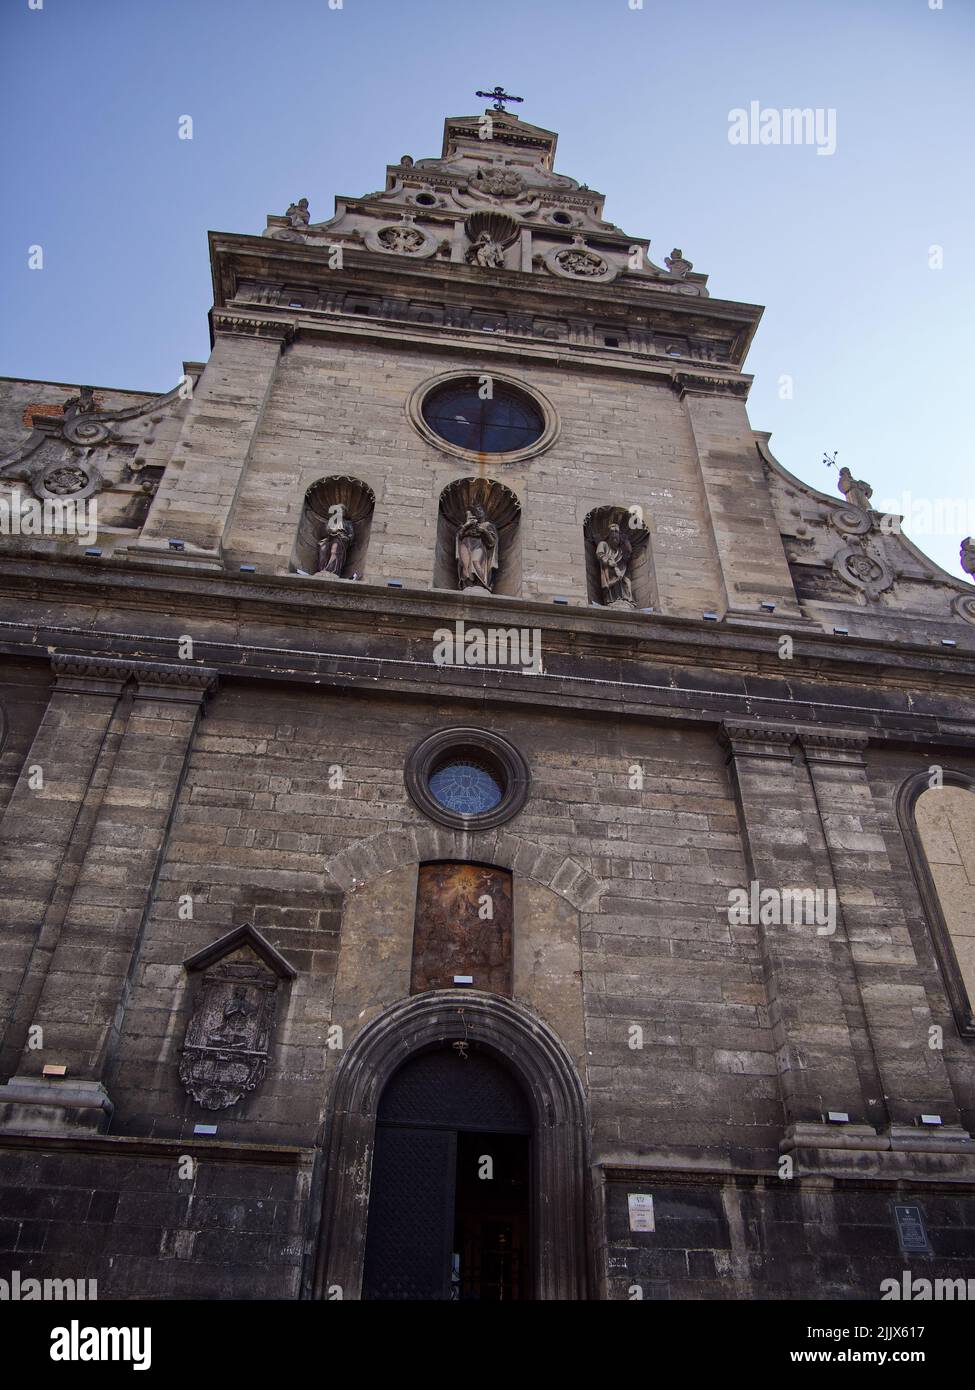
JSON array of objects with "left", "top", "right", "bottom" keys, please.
[{"left": 178, "top": 925, "right": 296, "bottom": 1110}]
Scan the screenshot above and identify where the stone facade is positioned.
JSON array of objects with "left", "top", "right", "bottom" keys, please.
[{"left": 0, "top": 107, "right": 974, "bottom": 1301}]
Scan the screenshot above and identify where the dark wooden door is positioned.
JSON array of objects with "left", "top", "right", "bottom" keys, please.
[
  {"left": 361, "top": 1125, "right": 457, "bottom": 1300},
  {"left": 361, "top": 1046, "right": 532, "bottom": 1301}
]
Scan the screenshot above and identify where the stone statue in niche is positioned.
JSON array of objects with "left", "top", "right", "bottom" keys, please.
[
  {"left": 960, "top": 536, "right": 975, "bottom": 577},
  {"left": 596, "top": 522, "right": 635, "bottom": 608},
  {"left": 178, "top": 959, "right": 278, "bottom": 1110},
  {"left": 316, "top": 505, "right": 355, "bottom": 578},
  {"left": 465, "top": 231, "right": 506, "bottom": 269},
  {"left": 837, "top": 466, "right": 873, "bottom": 513},
  {"left": 455, "top": 505, "right": 499, "bottom": 592},
  {"left": 286, "top": 198, "right": 310, "bottom": 228}
]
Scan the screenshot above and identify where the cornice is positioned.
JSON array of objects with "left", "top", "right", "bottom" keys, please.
[
  {"left": 51, "top": 652, "right": 218, "bottom": 701},
  {"left": 203, "top": 302, "right": 754, "bottom": 393},
  {"left": 210, "top": 311, "right": 295, "bottom": 346},
  {"left": 207, "top": 232, "right": 763, "bottom": 336},
  {"left": 718, "top": 721, "right": 797, "bottom": 760},
  {"left": 2, "top": 558, "right": 971, "bottom": 690}
]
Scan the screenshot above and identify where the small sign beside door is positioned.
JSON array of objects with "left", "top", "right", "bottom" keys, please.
[
  {"left": 893, "top": 1203, "right": 929, "bottom": 1254},
  {"left": 627, "top": 1193, "right": 655, "bottom": 1232}
]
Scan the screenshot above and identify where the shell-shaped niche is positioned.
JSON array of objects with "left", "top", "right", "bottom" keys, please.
[
  {"left": 464, "top": 211, "right": 521, "bottom": 248},
  {"left": 292, "top": 475, "right": 375, "bottom": 580},
  {"left": 584, "top": 504, "right": 656, "bottom": 610},
  {"left": 435, "top": 476, "right": 522, "bottom": 596}
]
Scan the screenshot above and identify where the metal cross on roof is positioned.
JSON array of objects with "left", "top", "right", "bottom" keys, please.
[{"left": 476, "top": 86, "right": 524, "bottom": 113}]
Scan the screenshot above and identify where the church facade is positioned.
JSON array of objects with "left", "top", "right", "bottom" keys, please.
[{"left": 1, "top": 104, "right": 974, "bottom": 1301}]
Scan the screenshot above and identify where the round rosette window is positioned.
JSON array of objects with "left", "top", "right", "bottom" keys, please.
[
  {"left": 408, "top": 371, "right": 559, "bottom": 466},
  {"left": 405, "top": 729, "right": 529, "bottom": 830}
]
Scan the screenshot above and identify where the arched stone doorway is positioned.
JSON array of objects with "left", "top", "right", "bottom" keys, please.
[
  {"left": 310, "top": 991, "right": 592, "bottom": 1300},
  {"left": 362, "top": 1045, "right": 532, "bottom": 1299}
]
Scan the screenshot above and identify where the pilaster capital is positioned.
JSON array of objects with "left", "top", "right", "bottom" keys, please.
[
  {"left": 718, "top": 720, "right": 796, "bottom": 761},
  {"left": 798, "top": 728, "right": 870, "bottom": 767},
  {"left": 50, "top": 653, "right": 218, "bottom": 703},
  {"left": 50, "top": 653, "right": 131, "bottom": 697},
  {"left": 210, "top": 311, "right": 295, "bottom": 349}
]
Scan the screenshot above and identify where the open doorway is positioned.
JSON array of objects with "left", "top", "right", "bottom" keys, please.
[{"left": 361, "top": 1045, "right": 532, "bottom": 1300}]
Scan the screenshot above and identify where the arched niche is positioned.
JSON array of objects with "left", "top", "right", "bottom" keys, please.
[
  {"left": 291, "top": 475, "right": 375, "bottom": 580},
  {"left": 584, "top": 504, "right": 655, "bottom": 611},
  {"left": 898, "top": 769, "right": 975, "bottom": 1038},
  {"left": 310, "top": 990, "right": 592, "bottom": 1300},
  {"left": 434, "top": 477, "right": 521, "bottom": 597}
]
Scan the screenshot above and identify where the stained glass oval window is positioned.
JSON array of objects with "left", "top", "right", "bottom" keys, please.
[
  {"left": 428, "top": 759, "right": 504, "bottom": 816},
  {"left": 421, "top": 380, "right": 544, "bottom": 454}
]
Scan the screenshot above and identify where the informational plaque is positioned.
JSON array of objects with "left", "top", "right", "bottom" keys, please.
[
  {"left": 893, "top": 1204, "right": 929, "bottom": 1253},
  {"left": 627, "top": 1193, "right": 655, "bottom": 1232}
]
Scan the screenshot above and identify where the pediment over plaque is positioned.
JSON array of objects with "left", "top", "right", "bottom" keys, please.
[{"left": 179, "top": 925, "right": 296, "bottom": 1111}]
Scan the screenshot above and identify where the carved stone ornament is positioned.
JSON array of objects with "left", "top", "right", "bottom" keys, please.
[
  {"left": 952, "top": 593, "right": 975, "bottom": 625},
  {"left": 42, "top": 466, "right": 89, "bottom": 495},
  {"left": 463, "top": 210, "right": 519, "bottom": 270},
  {"left": 60, "top": 386, "right": 113, "bottom": 447},
  {"left": 469, "top": 164, "right": 527, "bottom": 200},
  {"left": 179, "top": 925, "right": 296, "bottom": 1111},
  {"left": 544, "top": 236, "right": 617, "bottom": 283},
  {"left": 364, "top": 220, "right": 439, "bottom": 258},
  {"left": 832, "top": 542, "right": 894, "bottom": 600},
  {"left": 830, "top": 503, "right": 873, "bottom": 537},
  {"left": 665, "top": 248, "right": 693, "bottom": 278}
]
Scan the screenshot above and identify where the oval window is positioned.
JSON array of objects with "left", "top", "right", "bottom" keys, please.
[{"left": 421, "top": 379, "right": 544, "bottom": 455}]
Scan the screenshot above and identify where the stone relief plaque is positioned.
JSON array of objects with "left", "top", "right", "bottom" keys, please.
[{"left": 178, "top": 925, "right": 295, "bottom": 1111}]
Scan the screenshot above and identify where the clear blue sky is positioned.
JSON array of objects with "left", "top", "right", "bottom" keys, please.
[{"left": 2, "top": 0, "right": 972, "bottom": 576}]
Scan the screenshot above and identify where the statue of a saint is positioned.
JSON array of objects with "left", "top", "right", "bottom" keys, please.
[
  {"left": 286, "top": 198, "right": 310, "bottom": 228},
  {"left": 961, "top": 536, "right": 975, "bottom": 578},
  {"left": 837, "top": 466, "right": 873, "bottom": 513},
  {"left": 596, "top": 523, "right": 634, "bottom": 608},
  {"left": 316, "top": 506, "right": 354, "bottom": 577},
  {"left": 465, "top": 232, "right": 505, "bottom": 269},
  {"left": 455, "top": 505, "right": 499, "bottom": 592},
  {"left": 665, "top": 248, "right": 693, "bottom": 278}
]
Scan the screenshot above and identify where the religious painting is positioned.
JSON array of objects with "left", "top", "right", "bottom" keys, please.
[{"left": 411, "top": 863, "right": 513, "bottom": 995}]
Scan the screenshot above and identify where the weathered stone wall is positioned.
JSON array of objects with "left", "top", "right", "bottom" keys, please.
[
  {"left": 0, "top": 1139, "right": 309, "bottom": 1300},
  {"left": 221, "top": 337, "right": 729, "bottom": 617},
  {"left": 603, "top": 1174, "right": 975, "bottom": 1299}
]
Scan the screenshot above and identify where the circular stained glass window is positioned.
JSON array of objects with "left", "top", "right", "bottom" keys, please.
[
  {"left": 421, "top": 379, "right": 544, "bottom": 455},
  {"left": 405, "top": 729, "right": 530, "bottom": 830},
  {"left": 429, "top": 759, "right": 504, "bottom": 816}
]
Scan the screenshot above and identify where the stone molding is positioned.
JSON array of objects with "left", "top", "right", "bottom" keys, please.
[
  {"left": 210, "top": 311, "right": 296, "bottom": 347},
  {"left": 674, "top": 371, "right": 751, "bottom": 400},
  {"left": 324, "top": 824, "right": 605, "bottom": 912},
  {"left": 718, "top": 721, "right": 796, "bottom": 760},
  {"left": 51, "top": 653, "right": 218, "bottom": 701},
  {"left": 798, "top": 729, "right": 870, "bottom": 767}
]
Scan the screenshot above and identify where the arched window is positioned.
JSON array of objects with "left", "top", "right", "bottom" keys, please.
[{"left": 900, "top": 772, "right": 975, "bottom": 1037}]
